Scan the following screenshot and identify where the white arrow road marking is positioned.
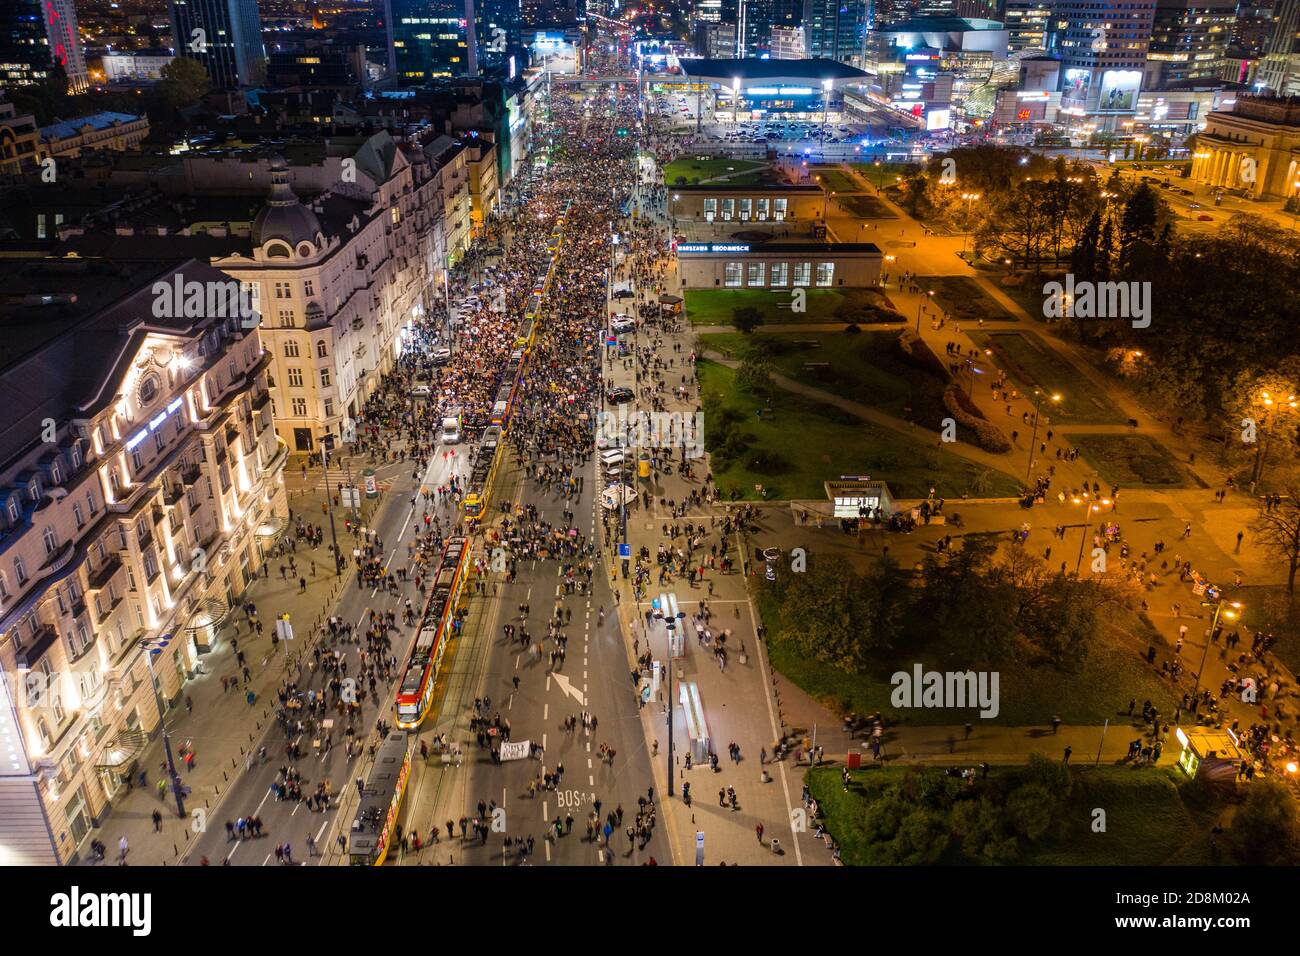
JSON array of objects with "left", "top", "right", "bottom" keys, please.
[{"left": 552, "top": 672, "right": 587, "bottom": 707}]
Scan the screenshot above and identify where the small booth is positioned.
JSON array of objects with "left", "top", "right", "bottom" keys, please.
[
  {"left": 1174, "top": 726, "right": 1247, "bottom": 783},
  {"left": 659, "top": 293, "right": 683, "bottom": 315},
  {"left": 824, "top": 477, "right": 895, "bottom": 520},
  {"left": 679, "top": 681, "right": 711, "bottom": 764}
]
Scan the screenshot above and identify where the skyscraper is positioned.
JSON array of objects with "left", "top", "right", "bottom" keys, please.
[
  {"left": 0, "top": 0, "right": 89, "bottom": 93},
  {"left": 168, "top": 0, "right": 267, "bottom": 89},
  {"left": 1259, "top": 0, "right": 1300, "bottom": 93},
  {"left": 386, "top": 0, "right": 479, "bottom": 82},
  {"left": 1050, "top": 0, "right": 1157, "bottom": 122},
  {"left": 1145, "top": 0, "right": 1237, "bottom": 87},
  {"left": 1003, "top": 0, "right": 1052, "bottom": 52},
  {"left": 803, "top": 0, "right": 867, "bottom": 64}
]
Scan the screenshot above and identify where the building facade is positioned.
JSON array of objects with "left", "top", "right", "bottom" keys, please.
[
  {"left": 0, "top": 259, "right": 287, "bottom": 865},
  {"left": 0, "top": 0, "right": 89, "bottom": 93},
  {"left": 167, "top": 0, "right": 267, "bottom": 89},
  {"left": 676, "top": 240, "right": 883, "bottom": 288},
  {"left": 40, "top": 113, "right": 151, "bottom": 159},
  {"left": 1050, "top": 0, "right": 1158, "bottom": 126},
  {"left": 385, "top": 0, "right": 480, "bottom": 83},
  {"left": 1190, "top": 93, "right": 1300, "bottom": 198},
  {"left": 1144, "top": 0, "right": 1237, "bottom": 88}
]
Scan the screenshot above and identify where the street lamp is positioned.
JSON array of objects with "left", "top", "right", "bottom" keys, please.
[
  {"left": 1070, "top": 500, "right": 1103, "bottom": 575},
  {"left": 654, "top": 591, "right": 684, "bottom": 798},
  {"left": 1194, "top": 599, "right": 1242, "bottom": 698},
  {"left": 1250, "top": 390, "right": 1297, "bottom": 493},
  {"left": 960, "top": 191, "right": 981, "bottom": 256},
  {"left": 1026, "top": 390, "right": 1062, "bottom": 482},
  {"left": 140, "top": 637, "right": 186, "bottom": 818},
  {"left": 915, "top": 289, "right": 935, "bottom": 333}
]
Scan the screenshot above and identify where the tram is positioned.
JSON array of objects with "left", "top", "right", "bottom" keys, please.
[
  {"left": 393, "top": 535, "right": 468, "bottom": 729},
  {"left": 347, "top": 732, "right": 412, "bottom": 866}
]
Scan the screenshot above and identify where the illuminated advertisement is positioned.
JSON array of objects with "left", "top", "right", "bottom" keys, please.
[
  {"left": 926, "top": 108, "right": 951, "bottom": 131},
  {"left": 1098, "top": 70, "right": 1141, "bottom": 113},
  {"left": 1062, "top": 68, "right": 1091, "bottom": 105}
]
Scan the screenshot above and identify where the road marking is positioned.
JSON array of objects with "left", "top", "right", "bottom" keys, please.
[{"left": 543, "top": 703, "right": 548, "bottom": 720}]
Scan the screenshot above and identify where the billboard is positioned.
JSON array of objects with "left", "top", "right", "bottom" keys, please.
[
  {"left": 1098, "top": 70, "right": 1141, "bottom": 113},
  {"left": 925, "top": 108, "right": 951, "bottom": 131},
  {"left": 1062, "top": 68, "right": 1091, "bottom": 105}
]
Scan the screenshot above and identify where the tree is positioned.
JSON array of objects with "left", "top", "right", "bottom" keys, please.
[
  {"left": 158, "top": 57, "right": 212, "bottom": 110},
  {"left": 775, "top": 556, "right": 903, "bottom": 670},
  {"left": 1253, "top": 487, "right": 1300, "bottom": 594},
  {"left": 731, "top": 305, "right": 763, "bottom": 335},
  {"left": 735, "top": 354, "right": 772, "bottom": 395},
  {"left": 1005, "top": 783, "right": 1054, "bottom": 841},
  {"left": 1230, "top": 780, "right": 1300, "bottom": 865}
]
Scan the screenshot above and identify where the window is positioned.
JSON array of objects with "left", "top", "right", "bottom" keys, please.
[
  {"left": 770, "top": 262, "right": 789, "bottom": 287},
  {"left": 0, "top": 571, "right": 7, "bottom": 600},
  {"left": 816, "top": 262, "right": 835, "bottom": 287},
  {"left": 774, "top": 198, "right": 788, "bottom": 221},
  {"left": 721, "top": 198, "right": 734, "bottom": 220},
  {"left": 756, "top": 198, "right": 769, "bottom": 221},
  {"left": 303, "top": 280, "right": 315, "bottom": 297},
  {"left": 291, "top": 398, "right": 308, "bottom": 417},
  {"left": 739, "top": 198, "right": 752, "bottom": 221},
  {"left": 278, "top": 309, "right": 295, "bottom": 328},
  {"left": 7, "top": 498, "right": 20, "bottom": 523},
  {"left": 323, "top": 398, "right": 334, "bottom": 418},
  {"left": 154, "top": 431, "right": 164, "bottom": 453},
  {"left": 49, "top": 460, "right": 61, "bottom": 485},
  {"left": 143, "top": 550, "right": 158, "bottom": 580},
  {"left": 793, "top": 262, "right": 812, "bottom": 286},
  {"left": 131, "top": 450, "right": 143, "bottom": 472},
  {"left": 287, "top": 368, "right": 304, "bottom": 388},
  {"left": 69, "top": 443, "right": 81, "bottom": 470},
  {"left": 320, "top": 369, "right": 331, "bottom": 388},
  {"left": 703, "top": 198, "right": 716, "bottom": 221},
  {"left": 86, "top": 491, "right": 97, "bottom": 517},
  {"left": 724, "top": 262, "right": 743, "bottom": 287},
  {"left": 284, "top": 341, "right": 300, "bottom": 358},
  {"left": 42, "top": 526, "right": 58, "bottom": 556},
  {"left": 316, "top": 340, "right": 328, "bottom": 358},
  {"left": 72, "top": 502, "right": 84, "bottom": 529},
  {"left": 747, "top": 262, "right": 765, "bottom": 286},
  {"left": 274, "top": 282, "right": 291, "bottom": 299}
]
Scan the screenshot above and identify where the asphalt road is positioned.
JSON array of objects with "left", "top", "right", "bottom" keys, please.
[{"left": 184, "top": 447, "right": 468, "bottom": 865}]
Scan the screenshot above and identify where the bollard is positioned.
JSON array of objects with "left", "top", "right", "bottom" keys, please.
[
  {"left": 173, "top": 844, "right": 179, "bottom": 856},
  {"left": 771, "top": 838, "right": 780, "bottom": 854}
]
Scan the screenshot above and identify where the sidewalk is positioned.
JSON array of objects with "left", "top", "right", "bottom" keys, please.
[{"left": 82, "top": 452, "right": 388, "bottom": 865}]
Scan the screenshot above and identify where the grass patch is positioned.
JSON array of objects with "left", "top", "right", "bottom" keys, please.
[
  {"left": 757, "top": 584, "right": 1177, "bottom": 726},
  {"left": 921, "top": 275, "right": 1016, "bottom": 324},
  {"left": 662, "top": 157, "right": 767, "bottom": 185},
  {"left": 810, "top": 166, "right": 858, "bottom": 193},
  {"left": 851, "top": 162, "right": 916, "bottom": 188},
  {"left": 970, "top": 330, "right": 1129, "bottom": 425},
  {"left": 699, "top": 359, "right": 1020, "bottom": 501},
  {"left": 808, "top": 765, "right": 1214, "bottom": 866},
  {"left": 1066, "top": 434, "right": 1190, "bottom": 489},
  {"left": 684, "top": 288, "right": 900, "bottom": 327},
  {"left": 835, "top": 194, "right": 897, "bottom": 219},
  {"left": 703, "top": 330, "right": 953, "bottom": 425}
]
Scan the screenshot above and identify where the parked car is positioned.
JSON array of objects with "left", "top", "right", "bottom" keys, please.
[{"left": 606, "top": 386, "right": 635, "bottom": 405}]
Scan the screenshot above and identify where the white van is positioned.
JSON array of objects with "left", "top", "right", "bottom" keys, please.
[
  {"left": 441, "top": 407, "right": 463, "bottom": 444},
  {"left": 600, "top": 449, "right": 625, "bottom": 470}
]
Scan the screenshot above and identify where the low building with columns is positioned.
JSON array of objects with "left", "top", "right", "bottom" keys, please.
[{"left": 1190, "top": 94, "right": 1300, "bottom": 199}]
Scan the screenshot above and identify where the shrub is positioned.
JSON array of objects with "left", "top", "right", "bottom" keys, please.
[
  {"left": 943, "top": 383, "right": 1012, "bottom": 453},
  {"left": 843, "top": 322, "right": 862, "bottom": 335}
]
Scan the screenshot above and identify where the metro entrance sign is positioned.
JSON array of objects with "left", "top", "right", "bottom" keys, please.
[{"left": 676, "top": 243, "right": 751, "bottom": 254}]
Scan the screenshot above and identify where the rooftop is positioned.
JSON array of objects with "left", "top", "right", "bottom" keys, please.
[
  {"left": 41, "top": 112, "right": 146, "bottom": 141},
  {"left": 679, "top": 57, "right": 870, "bottom": 84}
]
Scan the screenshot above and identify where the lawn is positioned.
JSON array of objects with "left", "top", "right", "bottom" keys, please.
[
  {"left": 970, "top": 330, "right": 1130, "bottom": 425},
  {"left": 807, "top": 765, "right": 1214, "bottom": 866},
  {"left": 761, "top": 595, "right": 1178, "bottom": 726},
  {"left": 835, "top": 195, "right": 897, "bottom": 219},
  {"left": 810, "top": 166, "right": 858, "bottom": 193},
  {"left": 703, "top": 330, "right": 956, "bottom": 425},
  {"left": 698, "top": 359, "right": 1021, "bottom": 501},
  {"left": 663, "top": 157, "right": 768, "bottom": 185},
  {"left": 684, "top": 288, "right": 901, "bottom": 327},
  {"left": 922, "top": 275, "right": 1016, "bottom": 324},
  {"left": 1066, "top": 434, "right": 1191, "bottom": 489},
  {"left": 851, "top": 162, "right": 916, "bottom": 190}
]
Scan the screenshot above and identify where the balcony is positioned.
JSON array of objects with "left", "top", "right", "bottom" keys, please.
[
  {"left": 163, "top": 484, "right": 183, "bottom": 506},
  {"left": 252, "top": 390, "right": 271, "bottom": 412},
  {"left": 42, "top": 540, "right": 74, "bottom": 575},
  {"left": 181, "top": 463, "right": 201, "bottom": 486},
  {"left": 86, "top": 551, "right": 121, "bottom": 590},
  {"left": 14, "top": 623, "right": 58, "bottom": 670}
]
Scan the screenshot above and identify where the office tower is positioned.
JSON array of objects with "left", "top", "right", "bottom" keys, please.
[
  {"left": 1258, "top": 0, "right": 1300, "bottom": 92},
  {"left": 1051, "top": 0, "right": 1157, "bottom": 118},
  {"left": 1146, "top": 0, "right": 1237, "bottom": 86},
  {"left": 385, "top": 0, "right": 479, "bottom": 82},
  {"left": 1003, "top": 0, "right": 1052, "bottom": 52},
  {"left": 802, "top": 0, "right": 866, "bottom": 63},
  {"left": 770, "top": 24, "right": 807, "bottom": 56},
  {"left": 168, "top": 0, "right": 267, "bottom": 89},
  {"left": 956, "top": 0, "right": 1001, "bottom": 17},
  {"left": 739, "top": 0, "right": 775, "bottom": 55},
  {"left": 478, "top": 0, "right": 521, "bottom": 70},
  {"left": 0, "top": 0, "right": 89, "bottom": 92}
]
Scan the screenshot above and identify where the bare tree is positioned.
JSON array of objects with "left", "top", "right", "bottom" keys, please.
[{"left": 1254, "top": 487, "right": 1300, "bottom": 594}]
